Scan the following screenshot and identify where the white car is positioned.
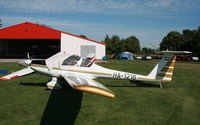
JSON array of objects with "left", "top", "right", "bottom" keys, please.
[
  {"left": 143, "top": 55, "right": 152, "bottom": 60},
  {"left": 191, "top": 57, "right": 199, "bottom": 61},
  {"left": 135, "top": 56, "right": 142, "bottom": 60}
]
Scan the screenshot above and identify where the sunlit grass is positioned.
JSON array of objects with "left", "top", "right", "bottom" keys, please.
[{"left": 0, "top": 60, "right": 200, "bottom": 125}]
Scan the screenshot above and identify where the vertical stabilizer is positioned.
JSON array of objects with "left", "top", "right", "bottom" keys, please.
[{"left": 147, "top": 51, "right": 191, "bottom": 82}]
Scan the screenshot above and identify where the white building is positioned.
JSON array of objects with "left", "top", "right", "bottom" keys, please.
[
  {"left": 61, "top": 33, "right": 106, "bottom": 59},
  {"left": 0, "top": 22, "right": 106, "bottom": 59}
]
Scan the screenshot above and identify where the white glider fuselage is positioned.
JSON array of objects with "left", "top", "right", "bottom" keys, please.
[{"left": 30, "top": 63, "right": 141, "bottom": 81}]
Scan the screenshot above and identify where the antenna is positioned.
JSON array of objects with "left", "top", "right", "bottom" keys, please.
[{"left": 148, "top": 43, "right": 158, "bottom": 50}]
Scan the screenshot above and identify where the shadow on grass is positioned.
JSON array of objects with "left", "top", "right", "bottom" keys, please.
[
  {"left": 20, "top": 82, "right": 46, "bottom": 87},
  {"left": 40, "top": 83, "right": 83, "bottom": 125},
  {"left": 21, "top": 82, "right": 83, "bottom": 125},
  {"left": 106, "top": 80, "right": 159, "bottom": 88}
]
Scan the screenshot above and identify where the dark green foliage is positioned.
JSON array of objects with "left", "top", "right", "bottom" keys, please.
[
  {"left": 182, "top": 29, "right": 200, "bottom": 55},
  {"left": 160, "top": 26, "right": 200, "bottom": 55},
  {"left": 79, "top": 34, "right": 88, "bottom": 39},
  {"left": 124, "top": 36, "right": 140, "bottom": 54},
  {"left": 103, "top": 35, "right": 141, "bottom": 55},
  {"left": 160, "top": 31, "right": 184, "bottom": 50},
  {"left": 141, "top": 47, "right": 155, "bottom": 54},
  {"left": 104, "top": 35, "right": 123, "bottom": 55}
]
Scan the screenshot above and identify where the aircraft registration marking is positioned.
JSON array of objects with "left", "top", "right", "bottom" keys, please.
[
  {"left": 112, "top": 72, "right": 136, "bottom": 80},
  {"left": 67, "top": 69, "right": 112, "bottom": 76}
]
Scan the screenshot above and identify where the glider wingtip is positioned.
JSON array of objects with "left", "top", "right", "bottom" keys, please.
[
  {"left": 74, "top": 85, "right": 115, "bottom": 99},
  {"left": 0, "top": 77, "right": 9, "bottom": 80},
  {"left": 110, "top": 94, "right": 115, "bottom": 99}
]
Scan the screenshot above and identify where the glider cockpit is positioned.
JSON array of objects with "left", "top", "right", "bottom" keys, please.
[
  {"left": 62, "top": 55, "right": 80, "bottom": 66},
  {"left": 61, "top": 55, "right": 93, "bottom": 67}
]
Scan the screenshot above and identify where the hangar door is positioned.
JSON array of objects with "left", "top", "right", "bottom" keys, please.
[{"left": 81, "top": 45, "right": 96, "bottom": 58}]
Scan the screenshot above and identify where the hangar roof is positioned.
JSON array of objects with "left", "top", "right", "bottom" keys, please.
[{"left": 0, "top": 22, "right": 106, "bottom": 45}]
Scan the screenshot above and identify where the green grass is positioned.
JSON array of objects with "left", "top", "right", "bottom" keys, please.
[{"left": 0, "top": 60, "right": 200, "bottom": 125}]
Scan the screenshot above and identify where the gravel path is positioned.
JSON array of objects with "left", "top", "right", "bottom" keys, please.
[{"left": 0, "top": 59, "right": 26, "bottom": 62}]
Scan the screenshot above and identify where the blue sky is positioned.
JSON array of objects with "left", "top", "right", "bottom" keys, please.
[{"left": 0, "top": 0, "right": 200, "bottom": 48}]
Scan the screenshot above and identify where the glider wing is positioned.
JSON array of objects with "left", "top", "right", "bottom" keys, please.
[
  {"left": 62, "top": 73, "right": 115, "bottom": 98},
  {"left": 0, "top": 67, "right": 34, "bottom": 80}
]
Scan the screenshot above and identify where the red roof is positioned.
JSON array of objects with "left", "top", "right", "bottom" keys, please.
[{"left": 0, "top": 22, "right": 106, "bottom": 45}]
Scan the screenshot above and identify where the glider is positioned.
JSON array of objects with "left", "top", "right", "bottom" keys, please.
[{"left": 0, "top": 51, "right": 190, "bottom": 98}]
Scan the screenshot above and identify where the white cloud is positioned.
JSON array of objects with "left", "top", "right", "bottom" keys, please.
[
  {"left": 0, "top": 15, "right": 109, "bottom": 30},
  {"left": 1, "top": 0, "right": 199, "bottom": 15},
  {"left": 145, "top": 0, "right": 176, "bottom": 8}
]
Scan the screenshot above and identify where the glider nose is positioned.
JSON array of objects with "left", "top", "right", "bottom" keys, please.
[{"left": 18, "top": 59, "right": 32, "bottom": 67}]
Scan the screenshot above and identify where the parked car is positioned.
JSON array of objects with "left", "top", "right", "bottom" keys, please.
[
  {"left": 142, "top": 55, "right": 152, "bottom": 60},
  {"left": 135, "top": 56, "right": 142, "bottom": 60},
  {"left": 191, "top": 57, "right": 199, "bottom": 61}
]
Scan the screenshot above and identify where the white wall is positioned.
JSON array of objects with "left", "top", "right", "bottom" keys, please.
[{"left": 61, "top": 33, "right": 105, "bottom": 59}]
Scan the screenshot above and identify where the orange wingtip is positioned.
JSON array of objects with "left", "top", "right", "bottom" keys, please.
[{"left": 74, "top": 85, "right": 115, "bottom": 98}]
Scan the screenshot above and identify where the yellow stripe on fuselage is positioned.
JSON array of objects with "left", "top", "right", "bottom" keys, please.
[
  {"left": 32, "top": 64, "right": 112, "bottom": 76},
  {"left": 67, "top": 69, "right": 112, "bottom": 76},
  {"left": 52, "top": 67, "right": 112, "bottom": 76}
]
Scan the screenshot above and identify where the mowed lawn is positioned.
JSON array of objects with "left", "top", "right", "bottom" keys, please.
[{"left": 0, "top": 60, "right": 200, "bottom": 125}]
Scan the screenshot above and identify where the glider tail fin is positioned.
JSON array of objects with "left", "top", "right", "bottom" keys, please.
[{"left": 147, "top": 51, "right": 191, "bottom": 82}]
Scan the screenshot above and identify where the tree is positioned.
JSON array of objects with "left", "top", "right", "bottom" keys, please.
[
  {"left": 103, "top": 35, "right": 141, "bottom": 55},
  {"left": 37, "top": 23, "right": 51, "bottom": 28},
  {"left": 183, "top": 29, "right": 200, "bottom": 55},
  {"left": 141, "top": 47, "right": 154, "bottom": 54},
  {"left": 124, "top": 36, "right": 140, "bottom": 53},
  {"left": 109, "top": 35, "right": 121, "bottom": 54},
  {"left": 104, "top": 35, "right": 112, "bottom": 54},
  {"left": 198, "top": 26, "right": 200, "bottom": 31},
  {"left": 159, "top": 26, "right": 200, "bottom": 55},
  {"left": 159, "top": 31, "right": 184, "bottom": 50},
  {"left": 104, "top": 35, "right": 122, "bottom": 54},
  {"left": 80, "top": 34, "right": 88, "bottom": 39}
]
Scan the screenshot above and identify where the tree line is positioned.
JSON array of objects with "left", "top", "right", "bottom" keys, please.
[
  {"left": 103, "top": 35, "right": 141, "bottom": 55},
  {"left": 160, "top": 26, "right": 200, "bottom": 55},
  {"left": 103, "top": 26, "right": 200, "bottom": 56},
  {"left": 103, "top": 35, "right": 156, "bottom": 55}
]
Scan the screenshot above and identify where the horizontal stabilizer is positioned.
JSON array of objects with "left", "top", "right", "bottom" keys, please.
[{"left": 157, "top": 51, "right": 192, "bottom": 54}]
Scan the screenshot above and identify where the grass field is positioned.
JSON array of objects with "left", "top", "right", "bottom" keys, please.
[{"left": 0, "top": 60, "right": 200, "bottom": 125}]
